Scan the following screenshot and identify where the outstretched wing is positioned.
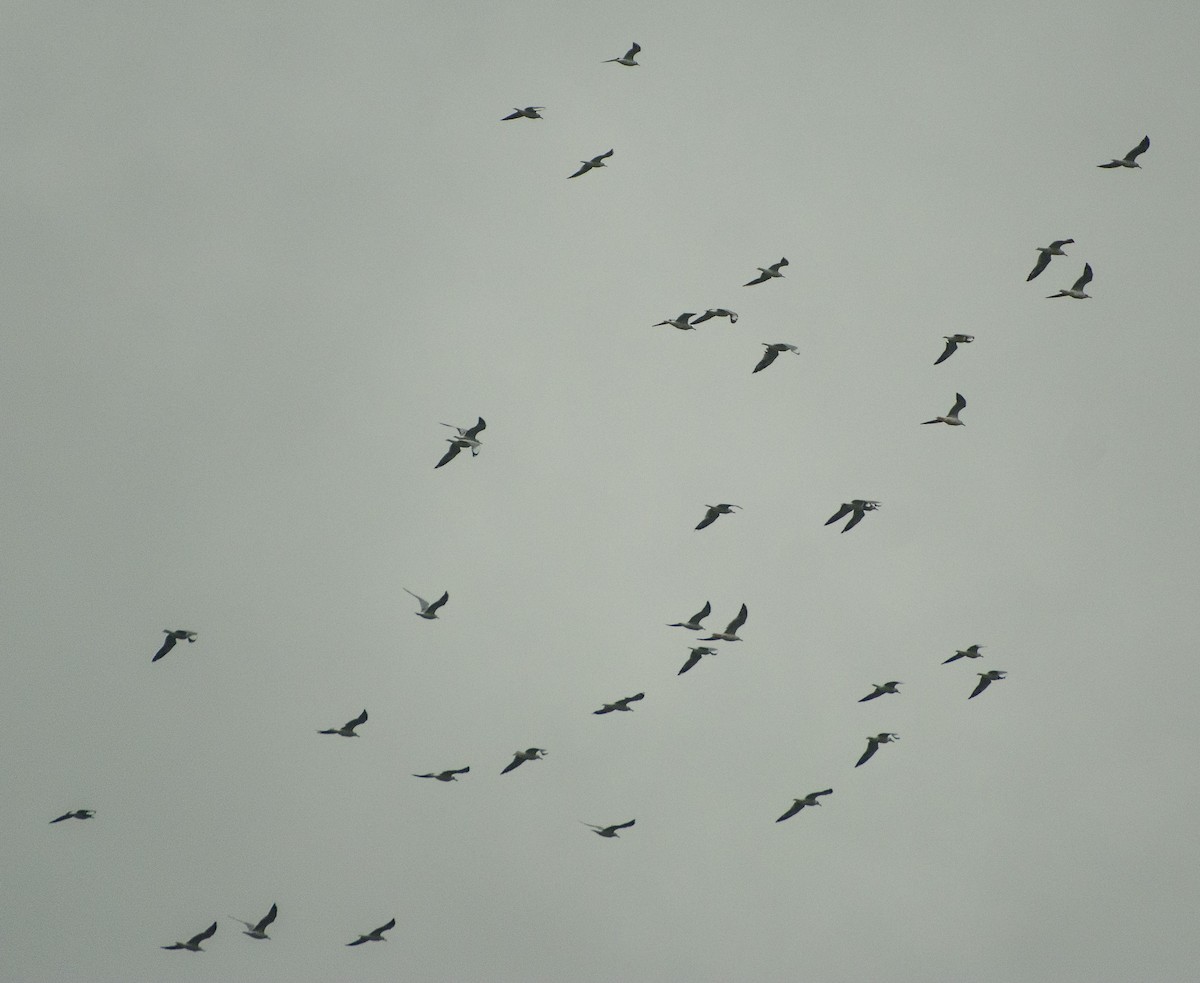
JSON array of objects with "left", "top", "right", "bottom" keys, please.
[
  {"left": 752, "top": 347, "right": 780, "bottom": 373},
  {"left": 678, "top": 650, "right": 704, "bottom": 674},
  {"left": 425, "top": 591, "right": 450, "bottom": 615},
  {"left": 726, "top": 603, "right": 749, "bottom": 633},
  {"left": 1026, "top": 252, "right": 1052, "bottom": 282},
  {"left": 776, "top": 801, "right": 803, "bottom": 823},
  {"left": 464, "top": 417, "right": 486, "bottom": 440},
  {"left": 695, "top": 508, "right": 719, "bottom": 530},
  {"left": 152, "top": 634, "right": 177, "bottom": 662},
  {"left": 825, "top": 503, "right": 852, "bottom": 526},
  {"left": 189, "top": 922, "right": 218, "bottom": 946},
  {"left": 373, "top": 918, "right": 396, "bottom": 936},
  {"left": 934, "top": 338, "right": 959, "bottom": 364},
  {"left": 345, "top": 709, "right": 368, "bottom": 730},
  {"left": 950, "top": 392, "right": 967, "bottom": 416},
  {"left": 855, "top": 738, "right": 879, "bottom": 767},
  {"left": 1073, "top": 264, "right": 1093, "bottom": 290},
  {"left": 842, "top": 509, "right": 866, "bottom": 533},
  {"left": 969, "top": 676, "right": 992, "bottom": 699},
  {"left": 611, "top": 819, "right": 636, "bottom": 831},
  {"left": 501, "top": 754, "right": 525, "bottom": 774},
  {"left": 625, "top": 43, "right": 641, "bottom": 59},
  {"left": 744, "top": 271, "right": 770, "bottom": 286},
  {"left": 1126, "top": 135, "right": 1150, "bottom": 161},
  {"left": 256, "top": 904, "right": 278, "bottom": 932},
  {"left": 435, "top": 442, "right": 462, "bottom": 468}
]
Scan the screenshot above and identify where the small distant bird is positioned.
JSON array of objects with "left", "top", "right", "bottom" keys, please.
[
  {"left": 404, "top": 588, "right": 449, "bottom": 619},
  {"left": 502, "top": 106, "right": 544, "bottom": 120},
  {"left": 934, "top": 334, "right": 974, "bottom": 365},
  {"left": 691, "top": 308, "right": 739, "bottom": 325},
  {"left": 668, "top": 601, "right": 711, "bottom": 631},
  {"left": 825, "top": 500, "right": 880, "bottom": 533},
  {"left": 162, "top": 921, "right": 218, "bottom": 952},
  {"left": 858, "top": 681, "right": 901, "bottom": 703},
  {"left": 152, "top": 629, "right": 197, "bottom": 662},
  {"left": 653, "top": 312, "right": 699, "bottom": 331},
  {"left": 700, "top": 603, "right": 749, "bottom": 643},
  {"left": 969, "top": 669, "right": 1007, "bottom": 699},
  {"left": 1026, "top": 240, "right": 1074, "bottom": 281},
  {"left": 855, "top": 733, "right": 899, "bottom": 768},
  {"left": 775, "top": 790, "right": 833, "bottom": 823},
  {"left": 1098, "top": 135, "right": 1149, "bottom": 168},
  {"left": 229, "top": 904, "right": 277, "bottom": 940},
  {"left": 922, "top": 392, "right": 966, "bottom": 426},
  {"left": 943, "top": 644, "right": 985, "bottom": 664},
  {"left": 678, "top": 646, "right": 718, "bottom": 675},
  {"left": 50, "top": 809, "right": 95, "bottom": 823},
  {"left": 501, "top": 748, "right": 547, "bottom": 774},
  {"left": 435, "top": 418, "right": 485, "bottom": 468},
  {"left": 1046, "top": 263, "right": 1092, "bottom": 299},
  {"left": 695, "top": 503, "right": 740, "bottom": 530},
  {"left": 583, "top": 819, "right": 636, "bottom": 838},
  {"left": 318, "top": 709, "right": 368, "bottom": 737},
  {"left": 752, "top": 343, "right": 799, "bottom": 373},
  {"left": 744, "top": 257, "right": 788, "bottom": 286},
  {"left": 603, "top": 42, "right": 640, "bottom": 66},
  {"left": 413, "top": 768, "right": 470, "bottom": 782},
  {"left": 568, "top": 149, "right": 614, "bottom": 179},
  {"left": 346, "top": 918, "right": 396, "bottom": 946},
  {"left": 594, "top": 693, "right": 645, "bottom": 714}
]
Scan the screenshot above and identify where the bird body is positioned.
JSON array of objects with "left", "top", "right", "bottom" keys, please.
[
  {"left": 1027, "top": 240, "right": 1073, "bottom": 281},
  {"left": 934, "top": 334, "right": 974, "bottom": 365},
  {"left": 695, "top": 504, "right": 740, "bottom": 530},
  {"left": 568, "top": 149, "right": 614, "bottom": 179},
  {"left": 163, "top": 921, "right": 218, "bottom": 952},
  {"left": 922, "top": 393, "right": 966, "bottom": 426},
  {"left": 752, "top": 343, "right": 799, "bottom": 373},
  {"left": 825, "top": 500, "right": 880, "bottom": 533},
  {"left": 347, "top": 918, "right": 396, "bottom": 946},
  {"left": 230, "top": 904, "right": 277, "bottom": 940},
  {"left": 855, "top": 733, "right": 898, "bottom": 767},
  {"left": 744, "top": 257, "right": 788, "bottom": 286},
  {"left": 1047, "top": 263, "right": 1093, "bottom": 299},
  {"left": 153, "top": 629, "right": 197, "bottom": 662},
  {"left": 1098, "top": 135, "right": 1149, "bottom": 168},
  {"left": 502, "top": 748, "right": 547, "bottom": 774},
  {"left": 318, "top": 709, "right": 368, "bottom": 737},
  {"left": 594, "top": 693, "right": 645, "bottom": 714},
  {"left": 776, "top": 790, "right": 833, "bottom": 822},
  {"left": 700, "top": 603, "right": 748, "bottom": 642}
]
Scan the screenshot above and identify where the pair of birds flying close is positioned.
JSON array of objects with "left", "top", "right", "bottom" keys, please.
[
  {"left": 653, "top": 308, "right": 739, "bottom": 330},
  {"left": 435, "top": 418, "right": 485, "bottom": 468},
  {"left": 668, "top": 601, "right": 749, "bottom": 639}
]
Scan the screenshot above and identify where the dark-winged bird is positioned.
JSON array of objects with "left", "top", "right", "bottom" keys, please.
[
  {"left": 934, "top": 334, "right": 974, "bottom": 364},
  {"left": 922, "top": 392, "right": 966, "bottom": 426},
  {"left": 700, "top": 604, "right": 748, "bottom": 642},
  {"left": 501, "top": 748, "right": 547, "bottom": 774},
  {"left": 603, "top": 42, "right": 640, "bottom": 66},
  {"left": 744, "top": 257, "right": 788, "bottom": 286},
  {"left": 594, "top": 693, "right": 644, "bottom": 714},
  {"left": 568, "top": 150, "right": 614, "bottom": 179},
  {"left": 1046, "top": 263, "right": 1092, "bottom": 299},
  {"left": 583, "top": 819, "right": 636, "bottom": 837},
  {"left": 318, "top": 709, "right": 368, "bottom": 737},
  {"left": 855, "top": 733, "right": 899, "bottom": 768},
  {"left": 1098, "top": 135, "right": 1149, "bottom": 168},
  {"left": 346, "top": 918, "right": 396, "bottom": 946},
  {"left": 502, "top": 107, "right": 544, "bottom": 120},
  {"left": 752, "top": 343, "right": 799, "bottom": 373},
  {"left": 404, "top": 588, "right": 449, "bottom": 619},
  {"left": 1026, "top": 240, "right": 1073, "bottom": 281},
  {"left": 776, "top": 790, "right": 833, "bottom": 822},
  {"left": 695, "top": 503, "right": 740, "bottom": 530},
  {"left": 152, "top": 629, "right": 196, "bottom": 662},
  {"left": 413, "top": 768, "right": 470, "bottom": 782},
  {"left": 858, "top": 681, "right": 901, "bottom": 703},
  {"left": 677, "top": 646, "right": 718, "bottom": 675},
  {"left": 162, "top": 921, "right": 217, "bottom": 952},
  {"left": 230, "top": 904, "right": 277, "bottom": 940},
  {"left": 969, "top": 670, "right": 1006, "bottom": 699}
]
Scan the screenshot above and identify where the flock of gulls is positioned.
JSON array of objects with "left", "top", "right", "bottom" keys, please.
[{"left": 43, "top": 36, "right": 1153, "bottom": 959}]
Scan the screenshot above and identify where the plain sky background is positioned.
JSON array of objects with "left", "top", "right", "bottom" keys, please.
[{"left": 4, "top": 2, "right": 1200, "bottom": 981}]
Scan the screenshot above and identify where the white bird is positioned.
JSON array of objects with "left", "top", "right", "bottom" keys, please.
[
  {"left": 825, "top": 500, "right": 880, "bottom": 533},
  {"left": 695, "top": 503, "right": 740, "bottom": 530},
  {"left": 855, "top": 733, "right": 898, "bottom": 768},
  {"left": 568, "top": 149, "right": 614, "bottom": 179},
  {"left": 776, "top": 790, "right": 833, "bottom": 823},
  {"left": 691, "top": 308, "right": 739, "bottom": 325},
  {"left": 152, "top": 629, "right": 197, "bottom": 662},
  {"left": 678, "top": 646, "right": 718, "bottom": 675},
  {"left": 413, "top": 767, "right": 470, "bottom": 782},
  {"left": 49, "top": 809, "right": 95, "bottom": 823},
  {"left": 934, "top": 334, "right": 974, "bottom": 365},
  {"left": 583, "top": 819, "right": 636, "bottom": 837},
  {"left": 405, "top": 588, "right": 449, "bottom": 619},
  {"left": 318, "top": 709, "right": 368, "bottom": 737},
  {"left": 162, "top": 921, "right": 218, "bottom": 952},
  {"left": 502, "top": 106, "right": 544, "bottom": 120},
  {"left": 1047, "top": 263, "right": 1093, "bottom": 299},
  {"left": 922, "top": 392, "right": 966, "bottom": 426},
  {"left": 858, "top": 681, "right": 902, "bottom": 703},
  {"left": 943, "top": 644, "right": 985, "bottom": 664},
  {"left": 594, "top": 693, "right": 645, "bottom": 714},
  {"left": 1026, "top": 240, "right": 1074, "bottom": 281},
  {"left": 700, "top": 603, "right": 748, "bottom": 643},
  {"left": 1098, "top": 135, "right": 1149, "bottom": 168},
  {"left": 653, "top": 312, "right": 699, "bottom": 331},
  {"left": 603, "top": 42, "right": 640, "bottom": 66},
  {"left": 502, "top": 748, "right": 547, "bottom": 774},
  {"left": 346, "top": 918, "right": 396, "bottom": 946},
  {"left": 752, "top": 343, "right": 799, "bottom": 373},
  {"left": 969, "top": 669, "right": 1007, "bottom": 699},
  {"left": 744, "top": 257, "right": 788, "bottom": 286},
  {"left": 668, "top": 601, "right": 711, "bottom": 631},
  {"left": 229, "top": 904, "right": 277, "bottom": 940}
]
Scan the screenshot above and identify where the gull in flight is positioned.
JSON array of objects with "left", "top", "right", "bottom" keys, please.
[
  {"left": 678, "top": 645, "right": 718, "bottom": 675},
  {"left": 594, "top": 693, "right": 645, "bottom": 714},
  {"left": 162, "top": 921, "right": 217, "bottom": 952},
  {"left": 346, "top": 918, "right": 396, "bottom": 946},
  {"left": 318, "top": 709, "right": 368, "bottom": 737},
  {"left": 50, "top": 809, "right": 95, "bottom": 823},
  {"left": 1046, "top": 263, "right": 1092, "bottom": 299},
  {"left": 152, "top": 629, "right": 197, "bottom": 662},
  {"left": 692, "top": 308, "right": 738, "bottom": 325},
  {"left": 653, "top": 312, "right": 699, "bottom": 331},
  {"left": 744, "top": 257, "right": 788, "bottom": 286},
  {"left": 934, "top": 334, "right": 974, "bottom": 365},
  {"left": 568, "top": 149, "right": 614, "bottom": 179},
  {"left": 413, "top": 767, "right": 470, "bottom": 782},
  {"left": 229, "top": 904, "right": 277, "bottom": 940},
  {"left": 668, "top": 601, "right": 711, "bottom": 631},
  {"left": 695, "top": 503, "right": 740, "bottom": 530},
  {"left": 502, "top": 106, "right": 544, "bottom": 120},
  {"left": 943, "top": 644, "right": 984, "bottom": 664},
  {"left": 825, "top": 500, "right": 880, "bottom": 533},
  {"left": 405, "top": 588, "right": 449, "bottom": 619},
  {"left": 858, "top": 681, "right": 902, "bottom": 703},
  {"left": 604, "top": 42, "right": 640, "bottom": 66},
  {"left": 775, "top": 789, "right": 833, "bottom": 823},
  {"left": 700, "top": 604, "right": 748, "bottom": 643},
  {"left": 969, "top": 669, "right": 1007, "bottom": 699},
  {"left": 501, "top": 748, "right": 547, "bottom": 774},
  {"left": 922, "top": 393, "right": 966, "bottom": 426},
  {"left": 1026, "top": 240, "right": 1074, "bottom": 281},
  {"left": 435, "top": 417, "right": 485, "bottom": 468},
  {"left": 583, "top": 819, "right": 636, "bottom": 838},
  {"left": 855, "top": 733, "right": 899, "bottom": 768},
  {"left": 1098, "top": 135, "right": 1149, "bottom": 168},
  {"left": 752, "top": 343, "right": 799, "bottom": 373}
]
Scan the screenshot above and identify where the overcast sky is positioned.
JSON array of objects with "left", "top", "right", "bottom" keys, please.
[{"left": 5, "top": 2, "right": 1200, "bottom": 981}]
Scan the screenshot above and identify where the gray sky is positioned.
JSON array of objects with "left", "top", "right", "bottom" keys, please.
[{"left": 5, "top": 2, "right": 1200, "bottom": 981}]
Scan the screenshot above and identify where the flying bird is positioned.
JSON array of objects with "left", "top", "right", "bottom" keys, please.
[
  {"left": 501, "top": 748, "right": 547, "bottom": 774},
  {"left": 405, "top": 588, "right": 449, "bottom": 619},
  {"left": 855, "top": 733, "right": 899, "bottom": 768},
  {"left": 568, "top": 149, "right": 614, "bottom": 179},
  {"left": 695, "top": 503, "right": 740, "bottom": 530},
  {"left": 594, "top": 693, "right": 645, "bottom": 714},
  {"left": 1047, "top": 263, "right": 1093, "bottom": 299},
  {"left": 668, "top": 601, "right": 711, "bottom": 631},
  {"left": 583, "top": 819, "right": 636, "bottom": 838},
  {"left": 162, "top": 921, "right": 218, "bottom": 952},
  {"left": 744, "top": 257, "right": 788, "bottom": 286},
  {"left": 825, "top": 500, "right": 880, "bottom": 533},
  {"left": 152, "top": 629, "right": 197, "bottom": 662},
  {"left": 229, "top": 904, "right": 277, "bottom": 940},
  {"left": 413, "top": 768, "right": 470, "bottom": 782},
  {"left": 922, "top": 392, "right": 966, "bottom": 426},
  {"left": 934, "top": 334, "right": 974, "bottom": 365},
  {"left": 691, "top": 308, "right": 738, "bottom": 325},
  {"left": 678, "top": 646, "right": 718, "bottom": 675},
  {"left": 435, "top": 417, "right": 485, "bottom": 468},
  {"left": 752, "top": 343, "right": 799, "bottom": 373},
  {"left": 943, "top": 644, "right": 985, "bottom": 664},
  {"left": 775, "top": 790, "right": 833, "bottom": 823},
  {"left": 502, "top": 106, "right": 544, "bottom": 120},
  {"left": 49, "top": 809, "right": 95, "bottom": 823},
  {"left": 1026, "top": 240, "right": 1074, "bottom": 281},
  {"left": 346, "top": 918, "right": 396, "bottom": 946},
  {"left": 318, "top": 709, "right": 368, "bottom": 737},
  {"left": 653, "top": 313, "right": 699, "bottom": 331},
  {"left": 858, "top": 681, "right": 902, "bottom": 703},
  {"left": 969, "top": 669, "right": 1007, "bottom": 699},
  {"left": 603, "top": 42, "right": 640, "bottom": 66},
  {"left": 1098, "top": 135, "right": 1149, "bottom": 168},
  {"left": 700, "top": 603, "right": 748, "bottom": 642}
]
